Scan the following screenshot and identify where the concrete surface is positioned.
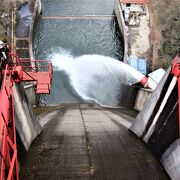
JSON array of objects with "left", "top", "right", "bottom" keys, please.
[
  {"left": 19, "top": 104, "right": 168, "bottom": 179},
  {"left": 162, "top": 139, "right": 180, "bottom": 180},
  {"left": 14, "top": 0, "right": 41, "bottom": 106},
  {"left": 130, "top": 66, "right": 171, "bottom": 137},
  {"left": 114, "top": 0, "right": 128, "bottom": 62},
  {"left": 14, "top": 84, "right": 42, "bottom": 150},
  {"left": 134, "top": 88, "right": 151, "bottom": 111},
  {"left": 130, "top": 66, "right": 179, "bottom": 179},
  {"left": 129, "top": 6, "right": 151, "bottom": 59}
]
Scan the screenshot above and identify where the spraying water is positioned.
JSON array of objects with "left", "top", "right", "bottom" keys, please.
[{"left": 43, "top": 51, "right": 145, "bottom": 106}]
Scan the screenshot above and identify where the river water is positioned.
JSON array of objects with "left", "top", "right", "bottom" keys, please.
[{"left": 33, "top": 0, "right": 135, "bottom": 106}]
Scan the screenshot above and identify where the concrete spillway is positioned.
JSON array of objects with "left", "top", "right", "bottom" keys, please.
[{"left": 19, "top": 104, "right": 168, "bottom": 179}]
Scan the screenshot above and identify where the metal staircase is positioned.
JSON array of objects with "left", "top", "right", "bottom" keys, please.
[{"left": 18, "top": 60, "right": 52, "bottom": 94}]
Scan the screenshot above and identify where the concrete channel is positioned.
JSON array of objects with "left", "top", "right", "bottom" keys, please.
[{"left": 19, "top": 104, "right": 168, "bottom": 179}]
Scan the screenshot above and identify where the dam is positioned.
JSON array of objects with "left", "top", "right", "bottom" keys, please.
[
  {"left": 0, "top": 0, "right": 179, "bottom": 179},
  {"left": 20, "top": 0, "right": 168, "bottom": 179}
]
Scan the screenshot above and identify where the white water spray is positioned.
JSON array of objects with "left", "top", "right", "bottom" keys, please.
[{"left": 50, "top": 53, "right": 145, "bottom": 106}]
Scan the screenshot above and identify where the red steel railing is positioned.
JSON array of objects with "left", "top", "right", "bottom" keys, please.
[
  {"left": 18, "top": 60, "right": 53, "bottom": 94},
  {"left": 0, "top": 46, "right": 53, "bottom": 179},
  {"left": 0, "top": 65, "right": 19, "bottom": 180}
]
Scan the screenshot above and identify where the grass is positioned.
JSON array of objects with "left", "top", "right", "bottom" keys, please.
[{"left": 33, "top": 106, "right": 57, "bottom": 116}]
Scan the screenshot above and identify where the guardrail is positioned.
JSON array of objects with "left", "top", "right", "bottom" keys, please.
[
  {"left": 18, "top": 60, "right": 53, "bottom": 94},
  {"left": 0, "top": 65, "right": 19, "bottom": 180}
]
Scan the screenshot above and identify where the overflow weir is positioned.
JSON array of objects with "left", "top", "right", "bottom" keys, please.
[{"left": 1, "top": 0, "right": 179, "bottom": 179}]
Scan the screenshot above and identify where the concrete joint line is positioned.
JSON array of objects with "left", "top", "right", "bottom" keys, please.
[{"left": 80, "top": 108, "right": 95, "bottom": 179}]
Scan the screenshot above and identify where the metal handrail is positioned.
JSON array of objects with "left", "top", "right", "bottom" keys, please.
[{"left": 0, "top": 64, "right": 19, "bottom": 180}]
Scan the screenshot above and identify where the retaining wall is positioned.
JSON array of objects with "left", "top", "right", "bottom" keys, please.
[
  {"left": 15, "top": 0, "right": 41, "bottom": 106},
  {"left": 114, "top": 0, "right": 128, "bottom": 63},
  {"left": 29, "top": 0, "right": 41, "bottom": 60},
  {"left": 134, "top": 88, "right": 151, "bottom": 111},
  {"left": 130, "top": 66, "right": 180, "bottom": 179},
  {"left": 14, "top": 84, "right": 42, "bottom": 151},
  {"left": 13, "top": 0, "right": 42, "bottom": 152}
]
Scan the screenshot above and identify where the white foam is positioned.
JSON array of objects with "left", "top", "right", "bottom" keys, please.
[{"left": 50, "top": 53, "right": 145, "bottom": 106}]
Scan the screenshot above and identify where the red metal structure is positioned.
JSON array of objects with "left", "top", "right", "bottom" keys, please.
[
  {"left": 0, "top": 64, "right": 19, "bottom": 180},
  {"left": 18, "top": 60, "right": 52, "bottom": 94},
  {"left": 0, "top": 47, "right": 52, "bottom": 179},
  {"left": 171, "top": 54, "right": 180, "bottom": 136},
  {"left": 8, "top": 51, "right": 52, "bottom": 94}
]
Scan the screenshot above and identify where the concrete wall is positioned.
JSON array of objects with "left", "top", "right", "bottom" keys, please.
[
  {"left": 134, "top": 88, "right": 151, "bottom": 111},
  {"left": 114, "top": 0, "right": 128, "bottom": 63},
  {"left": 24, "top": 83, "right": 38, "bottom": 105},
  {"left": 29, "top": 0, "right": 41, "bottom": 60},
  {"left": 130, "top": 66, "right": 180, "bottom": 179},
  {"left": 14, "top": 84, "right": 42, "bottom": 151},
  {"left": 162, "top": 139, "right": 180, "bottom": 180},
  {"left": 28, "top": 0, "right": 41, "bottom": 105},
  {"left": 13, "top": 0, "right": 42, "bottom": 152},
  {"left": 120, "top": 84, "right": 139, "bottom": 108},
  {"left": 130, "top": 66, "right": 172, "bottom": 137},
  {"left": 15, "top": 0, "right": 41, "bottom": 106}
]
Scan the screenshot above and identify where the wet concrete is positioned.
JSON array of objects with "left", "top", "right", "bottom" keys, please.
[{"left": 19, "top": 104, "right": 168, "bottom": 179}]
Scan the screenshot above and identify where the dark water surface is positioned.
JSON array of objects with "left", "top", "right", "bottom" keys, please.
[
  {"left": 41, "top": 0, "right": 116, "bottom": 16},
  {"left": 33, "top": 19, "right": 123, "bottom": 60},
  {"left": 33, "top": 0, "right": 124, "bottom": 105}
]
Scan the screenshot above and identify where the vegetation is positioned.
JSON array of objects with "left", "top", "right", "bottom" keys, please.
[
  {"left": 33, "top": 106, "right": 57, "bottom": 116},
  {"left": 0, "top": 1, "right": 12, "bottom": 42},
  {"left": 151, "top": 0, "right": 180, "bottom": 69},
  {"left": 158, "top": 6, "right": 180, "bottom": 68}
]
